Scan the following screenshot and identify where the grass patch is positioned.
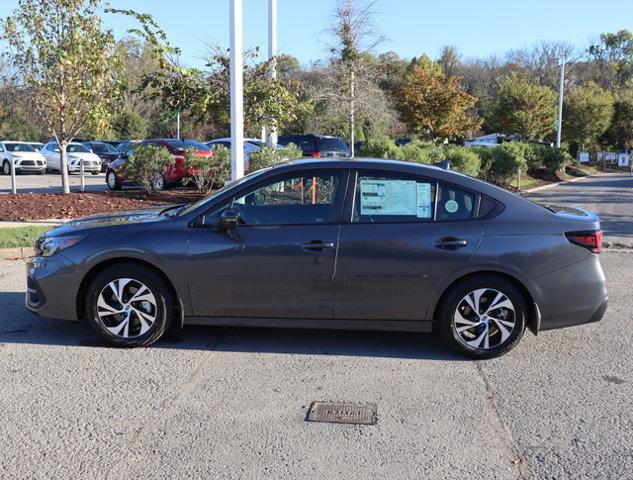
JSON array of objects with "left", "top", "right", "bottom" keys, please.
[{"left": 0, "top": 225, "right": 52, "bottom": 248}]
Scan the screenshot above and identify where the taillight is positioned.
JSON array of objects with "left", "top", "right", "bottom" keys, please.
[
  {"left": 565, "top": 230, "right": 603, "bottom": 253},
  {"left": 311, "top": 152, "right": 321, "bottom": 158}
]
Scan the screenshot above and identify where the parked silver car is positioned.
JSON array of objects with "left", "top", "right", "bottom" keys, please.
[{"left": 0, "top": 141, "right": 47, "bottom": 175}]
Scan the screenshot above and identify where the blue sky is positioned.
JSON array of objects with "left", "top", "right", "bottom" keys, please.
[{"left": 1, "top": 0, "right": 632, "bottom": 67}]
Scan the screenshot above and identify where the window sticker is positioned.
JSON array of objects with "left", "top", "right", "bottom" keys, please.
[
  {"left": 445, "top": 199, "right": 459, "bottom": 214},
  {"left": 360, "top": 179, "right": 432, "bottom": 218}
]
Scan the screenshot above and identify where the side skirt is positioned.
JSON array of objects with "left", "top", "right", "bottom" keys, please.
[{"left": 184, "top": 316, "right": 434, "bottom": 333}]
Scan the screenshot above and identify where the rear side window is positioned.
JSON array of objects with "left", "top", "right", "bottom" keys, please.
[
  {"left": 436, "top": 183, "right": 475, "bottom": 221},
  {"left": 353, "top": 174, "right": 435, "bottom": 223}
]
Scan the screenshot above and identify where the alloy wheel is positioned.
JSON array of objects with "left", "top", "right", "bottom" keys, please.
[
  {"left": 452, "top": 288, "right": 516, "bottom": 350},
  {"left": 96, "top": 278, "right": 157, "bottom": 339},
  {"left": 3, "top": 161, "right": 10, "bottom": 175},
  {"left": 107, "top": 172, "right": 117, "bottom": 189}
]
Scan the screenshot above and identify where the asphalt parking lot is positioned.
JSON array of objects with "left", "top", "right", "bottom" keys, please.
[
  {"left": 0, "top": 172, "right": 107, "bottom": 194},
  {"left": 0, "top": 251, "right": 631, "bottom": 479}
]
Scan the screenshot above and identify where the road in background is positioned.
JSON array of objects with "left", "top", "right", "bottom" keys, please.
[
  {"left": 0, "top": 172, "right": 107, "bottom": 194},
  {"left": 526, "top": 173, "right": 633, "bottom": 247},
  {"left": 0, "top": 251, "right": 631, "bottom": 479}
]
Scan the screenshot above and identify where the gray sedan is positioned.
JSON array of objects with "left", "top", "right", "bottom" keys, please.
[{"left": 26, "top": 158, "right": 607, "bottom": 358}]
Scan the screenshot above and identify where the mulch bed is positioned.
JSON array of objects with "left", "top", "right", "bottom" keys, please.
[{"left": 0, "top": 190, "right": 206, "bottom": 221}]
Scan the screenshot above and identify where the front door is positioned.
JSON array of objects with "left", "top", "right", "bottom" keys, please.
[
  {"left": 187, "top": 170, "right": 347, "bottom": 319},
  {"left": 334, "top": 171, "right": 483, "bottom": 321}
]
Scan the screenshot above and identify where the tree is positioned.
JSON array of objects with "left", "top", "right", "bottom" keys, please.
[
  {"left": 604, "top": 86, "right": 633, "bottom": 149},
  {"left": 563, "top": 82, "right": 613, "bottom": 150},
  {"left": 438, "top": 46, "right": 460, "bottom": 78},
  {"left": 487, "top": 73, "right": 557, "bottom": 141},
  {"left": 588, "top": 30, "right": 633, "bottom": 88},
  {"left": 112, "top": 109, "right": 149, "bottom": 139},
  {"left": 327, "top": 0, "right": 383, "bottom": 156},
  {"left": 398, "top": 55, "right": 480, "bottom": 140},
  {"left": 2, "top": 0, "right": 122, "bottom": 194}
]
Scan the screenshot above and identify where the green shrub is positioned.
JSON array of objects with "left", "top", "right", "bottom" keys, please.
[
  {"left": 248, "top": 143, "right": 304, "bottom": 173},
  {"left": 541, "top": 146, "right": 571, "bottom": 175},
  {"left": 211, "top": 144, "right": 231, "bottom": 187},
  {"left": 398, "top": 140, "right": 440, "bottom": 164},
  {"left": 181, "top": 148, "right": 216, "bottom": 192},
  {"left": 443, "top": 147, "right": 481, "bottom": 177},
  {"left": 359, "top": 137, "right": 400, "bottom": 159},
  {"left": 486, "top": 143, "right": 527, "bottom": 185},
  {"left": 522, "top": 143, "right": 544, "bottom": 172},
  {"left": 125, "top": 144, "right": 172, "bottom": 193},
  {"left": 469, "top": 146, "right": 496, "bottom": 180}
]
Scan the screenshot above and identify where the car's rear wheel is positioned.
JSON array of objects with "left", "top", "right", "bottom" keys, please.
[
  {"left": 106, "top": 170, "right": 121, "bottom": 190},
  {"left": 85, "top": 264, "right": 174, "bottom": 347},
  {"left": 438, "top": 275, "right": 526, "bottom": 359}
]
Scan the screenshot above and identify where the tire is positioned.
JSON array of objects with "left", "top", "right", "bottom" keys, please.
[
  {"left": 85, "top": 263, "right": 175, "bottom": 347},
  {"left": 438, "top": 274, "right": 527, "bottom": 359},
  {"left": 2, "top": 160, "right": 10, "bottom": 176},
  {"left": 154, "top": 176, "right": 165, "bottom": 191},
  {"left": 106, "top": 170, "right": 121, "bottom": 190}
]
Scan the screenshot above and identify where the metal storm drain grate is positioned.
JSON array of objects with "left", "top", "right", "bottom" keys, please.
[{"left": 306, "top": 402, "right": 377, "bottom": 425}]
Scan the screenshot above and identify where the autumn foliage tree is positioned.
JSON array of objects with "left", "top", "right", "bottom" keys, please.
[
  {"left": 3, "top": 0, "right": 122, "bottom": 194},
  {"left": 397, "top": 55, "right": 480, "bottom": 140}
]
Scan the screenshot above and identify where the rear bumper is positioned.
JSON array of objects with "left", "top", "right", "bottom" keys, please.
[{"left": 532, "top": 253, "right": 607, "bottom": 331}]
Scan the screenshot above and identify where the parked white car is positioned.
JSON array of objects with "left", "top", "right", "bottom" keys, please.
[
  {"left": 0, "top": 141, "right": 47, "bottom": 175},
  {"left": 41, "top": 141, "right": 101, "bottom": 174}
]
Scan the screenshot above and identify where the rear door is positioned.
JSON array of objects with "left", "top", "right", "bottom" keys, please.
[{"left": 334, "top": 171, "right": 483, "bottom": 321}]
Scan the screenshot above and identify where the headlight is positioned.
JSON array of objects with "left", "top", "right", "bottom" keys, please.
[{"left": 34, "top": 235, "right": 85, "bottom": 257}]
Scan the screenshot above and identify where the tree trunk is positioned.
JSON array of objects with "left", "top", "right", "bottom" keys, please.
[
  {"left": 60, "top": 140, "right": 70, "bottom": 194},
  {"left": 349, "top": 69, "right": 355, "bottom": 158}
]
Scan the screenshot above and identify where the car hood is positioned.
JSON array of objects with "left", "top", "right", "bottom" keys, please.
[
  {"left": 11, "top": 151, "right": 44, "bottom": 160},
  {"left": 44, "top": 205, "right": 179, "bottom": 236}
]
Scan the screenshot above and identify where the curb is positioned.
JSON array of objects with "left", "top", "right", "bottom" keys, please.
[
  {"left": 0, "top": 247, "right": 34, "bottom": 260},
  {"left": 522, "top": 173, "right": 598, "bottom": 194}
]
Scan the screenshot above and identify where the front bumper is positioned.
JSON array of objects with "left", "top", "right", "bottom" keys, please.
[
  {"left": 68, "top": 165, "right": 100, "bottom": 173},
  {"left": 15, "top": 165, "right": 46, "bottom": 173},
  {"left": 25, "top": 254, "right": 84, "bottom": 321}
]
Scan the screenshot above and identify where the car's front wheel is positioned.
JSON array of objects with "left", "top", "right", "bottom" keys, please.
[
  {"left": 438, "top": 275, "right": 526, "bottom": 359},
  {"left": 85, "top": 263, "right": 175, "bottom": 347},
  {"left": 3, "top": 160, "right": 11, "bottom": 175}
]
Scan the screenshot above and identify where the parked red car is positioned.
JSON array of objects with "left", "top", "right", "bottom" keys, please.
[{"left": 106, "top": 139, "right": 213, "bottom": 191}]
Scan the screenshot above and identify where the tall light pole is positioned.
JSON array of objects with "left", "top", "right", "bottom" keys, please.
[
  {"left": 268, "top": 0, "right": 278, "bottom": 146},
  {"left": 556, "top": 57, "right": 566, "bottom": 148},
  {"left": 230, "top": 0, "right": 244, "bottom": 180}
]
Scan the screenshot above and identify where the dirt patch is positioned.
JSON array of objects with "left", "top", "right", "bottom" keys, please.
[{"left": 0, "top": 190, "right": 206, "bottom": 221}]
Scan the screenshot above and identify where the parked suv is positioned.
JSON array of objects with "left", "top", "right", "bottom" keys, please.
[
  {"left": 0, "top": 141, "right": 47, "bottom": 175},
  {"left": 41, "top": 141, "right": 101, "bottom": 174},
  {"left": 277, "top": 134, "right": 350, "bottom": 157},
  {"left": 106, "top": 138, "right": 212, "bottom": 191},
  {"left": 82, "top": 141, "right": 120, "bottom": 172}
]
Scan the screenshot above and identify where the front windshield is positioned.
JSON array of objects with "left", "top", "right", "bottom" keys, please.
[
  {"left": 5, "top": 143, "right": 36, "bottom": 152},
  {"left": 67, "top": 143, "right": 90, "bottom": 153},
  {"left": 178, "top": 168, "right": 272, "bottom": 217},
  {"left": 91, "top": 142, "right": 117, "bottom": 153}
]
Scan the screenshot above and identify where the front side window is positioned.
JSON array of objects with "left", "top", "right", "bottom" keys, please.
[
  {"left": 231, "top": 172, "right": 341, "bottom": 225},
  {"left": 353, "top": 174, "right": 435, "bottom": 223}
]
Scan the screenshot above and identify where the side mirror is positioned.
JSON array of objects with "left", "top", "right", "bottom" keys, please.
[{"left": 218, "top": 209, "right": 238, "bottom": 231}]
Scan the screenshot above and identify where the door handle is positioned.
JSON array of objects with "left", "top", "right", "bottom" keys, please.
[
  {"left": 434, "top": 237, "right": 467, "bottom": 250},
  {"left": 301, "top": 241, "right": 336, "bottom": 251}
]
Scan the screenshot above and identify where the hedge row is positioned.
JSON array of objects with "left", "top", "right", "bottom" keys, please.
[{"left": 358, "top": 138, "right": 572, "bottom": 185}]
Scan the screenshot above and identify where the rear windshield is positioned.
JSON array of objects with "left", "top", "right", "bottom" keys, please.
[
  {"left": 5, "top": 143, "right": 36, "bottom": 152},
  {"left": 318, "top": 137, "right": 348, "bottom": 151},
  {"left": 164, "top": 140, "right": 209, "bottom": 150}
]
